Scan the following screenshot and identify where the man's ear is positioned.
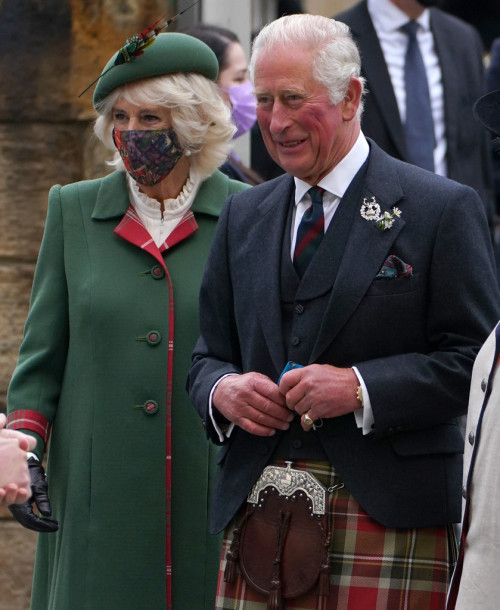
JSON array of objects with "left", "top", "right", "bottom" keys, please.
[{"left": 342, "top": 77, "right": 362, "bottom": 121}]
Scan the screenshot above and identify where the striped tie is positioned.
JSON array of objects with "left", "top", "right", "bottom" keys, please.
[
  {"left": 293, "top": 186, "right": 325, "bottom": 277},
  {"left": 402, "top": 20, "right": 436, "bottom": 172}
]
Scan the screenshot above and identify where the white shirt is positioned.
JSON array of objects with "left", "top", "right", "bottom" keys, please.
[
  {"left": 127, "top": 171, "right": 202, "bottom": 247},
  {"left": 367, "top": 0, "right": 447, "bottom": 176},
  {"left": 292, "top": 132, "right": 369, "bottom": 255}
]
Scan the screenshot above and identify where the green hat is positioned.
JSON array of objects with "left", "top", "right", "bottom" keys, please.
[
  {"left": 473, "top": 90, "right": 500, "bottom": 137},
  {"left": 92, "top": 32, "right": 219, "bottom": 108}
]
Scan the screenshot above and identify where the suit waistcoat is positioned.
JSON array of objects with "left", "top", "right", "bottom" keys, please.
[{"left": 273, "top": 163, "right": 368, "bottom": 460}]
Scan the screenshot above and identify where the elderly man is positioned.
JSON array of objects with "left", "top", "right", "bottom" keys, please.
[{"left": 188, "top": 14, "right": 500, "bottom": 609}]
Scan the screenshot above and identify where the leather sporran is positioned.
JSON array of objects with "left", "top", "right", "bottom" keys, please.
[{"left": 224, "top": 462, "right": 331, "bottom": 610}]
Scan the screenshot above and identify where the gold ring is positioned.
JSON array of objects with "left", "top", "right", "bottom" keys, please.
[{"left": 303, "top": 413, "right": 314, "bottom": 426}]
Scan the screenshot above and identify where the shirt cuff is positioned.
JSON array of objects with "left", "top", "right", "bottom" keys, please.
[
  {"left": 352, "top": 366, "right": 374, "bottom": 435},
  {"left": 209, "top": 373, "right": 237, "bottom": 442}
]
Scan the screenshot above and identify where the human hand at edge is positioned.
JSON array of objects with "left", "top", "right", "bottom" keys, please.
[{"left": 8, "top": 457, "right": 59, "bottom": 532}]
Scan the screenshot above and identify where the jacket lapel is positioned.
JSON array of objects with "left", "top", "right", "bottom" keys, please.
[
  {"left": 251, "top": 176, "right": 295, "bottom": 372},
  {"left": 248, "top": 148, "right": 406, "bottom": 367},
  {"left": 310, "top": 141, "right": 405, "bottom": 362},
  {"left": 350, "top": 2, "right": 407, "bottom": 159}
]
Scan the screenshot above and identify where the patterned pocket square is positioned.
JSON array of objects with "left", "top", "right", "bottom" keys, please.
[{"left": 376, "top": 254, "right": 413, "bottom": 279}]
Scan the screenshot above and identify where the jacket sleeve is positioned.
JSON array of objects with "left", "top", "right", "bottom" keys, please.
[
  {"left": 187, "top": 195, "right": 243, "bottom": 444},
  {"left": 7, "top": 184, "right": 70, "bottom": 458}
]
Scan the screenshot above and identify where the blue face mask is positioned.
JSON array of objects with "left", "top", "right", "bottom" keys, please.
[
  {"left": 227, "top": 81, "right": 257, "bottom": 139},
  {"left": 112, "top": 127, "right": 184, "bottom": 186}
]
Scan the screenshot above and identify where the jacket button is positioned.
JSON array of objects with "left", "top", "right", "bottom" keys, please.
[
  {"left": 144, "top": 400, "right": 159, "bottom": 415},
  {"left": 146, "top": 331, "right": 161, "bottom": 346},
  {"left": 292, "top": 439, "right": 302, "bottom": 449},
  {"left": 468, "top": 431, "right": 475, "bottom": 445},
  {"left": 151, "top": 265, "right": 165, "bottom": 280},
  {"left": 462, "top": 486, "right": 467, "bottom": 500},
  {"left": 291, "top": 336, "right": 300, "bottom": 346},
  {"left": 294, "top": 304, "right": 304, "bottom": 315},
  {"left": 481, "top": 377, "right": 487, "bottom": 392}
]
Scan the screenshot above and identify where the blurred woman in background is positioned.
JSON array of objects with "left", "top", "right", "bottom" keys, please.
[{"left": 185, "top": 23, "right": 263, "bottom": 185}]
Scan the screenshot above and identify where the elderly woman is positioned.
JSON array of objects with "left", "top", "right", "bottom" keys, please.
[{"left": 6, "top": 31, "right": 249, "bottom": 609}]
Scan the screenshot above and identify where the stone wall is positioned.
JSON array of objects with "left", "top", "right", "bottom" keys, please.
[
  {"left": 0, "top": 507, "right": 37, "bottom": 610},
  {"left": 0, "top": 1, "right": 173, "bottom": 607}
]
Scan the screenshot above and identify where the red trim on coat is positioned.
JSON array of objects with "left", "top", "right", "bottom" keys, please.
[
  {"left": 113, "top": 205, "right": 198, "bottom": 270},
  {"left": 7, "top": 409, "right": 51, "bottom": 443},
  {"left": 114, "top": 204, "right": 198, "bottom": 609}
]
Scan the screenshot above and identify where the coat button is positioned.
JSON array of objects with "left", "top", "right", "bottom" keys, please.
[
  {"left": 146, "top": 331, "right": 161, "bottom": 346},
  {"left": 151, "top": 265, "right": 165, "bottom": 280},
  {"left": 143, "top": 400, "right": 159, "bottom": 415},
  {"left": 481, "top": 377, "right": 487, "bottom": 392},
  {"left": 462, "top": 486, "right": 467, "bottom": 500},
  {"left": 291, "top": 336, "right": 300, "bottom": 346},
  {"left": 468, "top": 431, "right": 475, "bottom": 445},
  {"left": 294, "top": 304, "right": 304, "bottom": 315},
  {"left": 292, "top": 439, "right": 302, "bottom": 449}
]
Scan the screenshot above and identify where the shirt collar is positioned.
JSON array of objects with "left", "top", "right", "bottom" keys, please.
[
  {"left": 294, "top": 131, "right": 370, "bottom": 204},
  {"left": 368, "top": 0, "right": 431, "bottom": 34}
]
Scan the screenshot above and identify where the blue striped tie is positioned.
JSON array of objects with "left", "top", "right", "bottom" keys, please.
[
  {"left": 402, "top": 20, "right": 436, "bottom": 172},
  {"left": 293, "top": 186, "right": 325, "bottom": 277}
]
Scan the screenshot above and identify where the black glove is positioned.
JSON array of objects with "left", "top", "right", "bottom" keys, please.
[{"left": 8, "top": 457, "right": 59, "bottom": 532}]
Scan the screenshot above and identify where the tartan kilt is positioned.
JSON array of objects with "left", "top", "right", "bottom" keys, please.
[{"left": 216, "top": 460, "right": 457, "bottom": 610}]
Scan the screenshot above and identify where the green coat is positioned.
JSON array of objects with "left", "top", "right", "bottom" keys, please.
[{"left": 7, "top": 170, "right": 249, "bottom": 609}]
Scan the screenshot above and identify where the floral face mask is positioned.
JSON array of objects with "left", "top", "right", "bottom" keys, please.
[{"left": 112, "top": 127, "right": 184, "bottom": 186}]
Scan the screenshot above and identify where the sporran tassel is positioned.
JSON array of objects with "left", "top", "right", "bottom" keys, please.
[
  {"left": 319, "top": 563, "right": 330, "bottom": 597},
  {"left": 224, "top": 548, "right": 237, "bottom": 584},
  {"left": 268, "top": 585, "right": 284, "bottom": 610},
  {"left": 224, "top": 508, "right": 253, "bottom": 583}
]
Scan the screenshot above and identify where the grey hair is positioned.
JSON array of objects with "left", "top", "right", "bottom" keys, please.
[
  {"left": 249, "top": 14, "right": 365, "bottom": 118},
  {"left": 94, "top": 73, "right": 235, "bottom": 180}
]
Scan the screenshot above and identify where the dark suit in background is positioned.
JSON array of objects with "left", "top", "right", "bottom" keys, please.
[
  {"left": 486, "top": 38, "right": 500, "bottom": 214},
  {"left": 335, "top": 0, "right": 496, "bottom": 227}
]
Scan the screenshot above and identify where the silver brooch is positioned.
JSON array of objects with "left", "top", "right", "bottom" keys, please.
[
  {"left": 360, "top": 196, "right": 402, "bottom": 231},
  {"left": 247, "top": 461, "right": 327, "bottom": 515},
  {"left": 360, "top": 196, "right": 381, "bottom": 221}
]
